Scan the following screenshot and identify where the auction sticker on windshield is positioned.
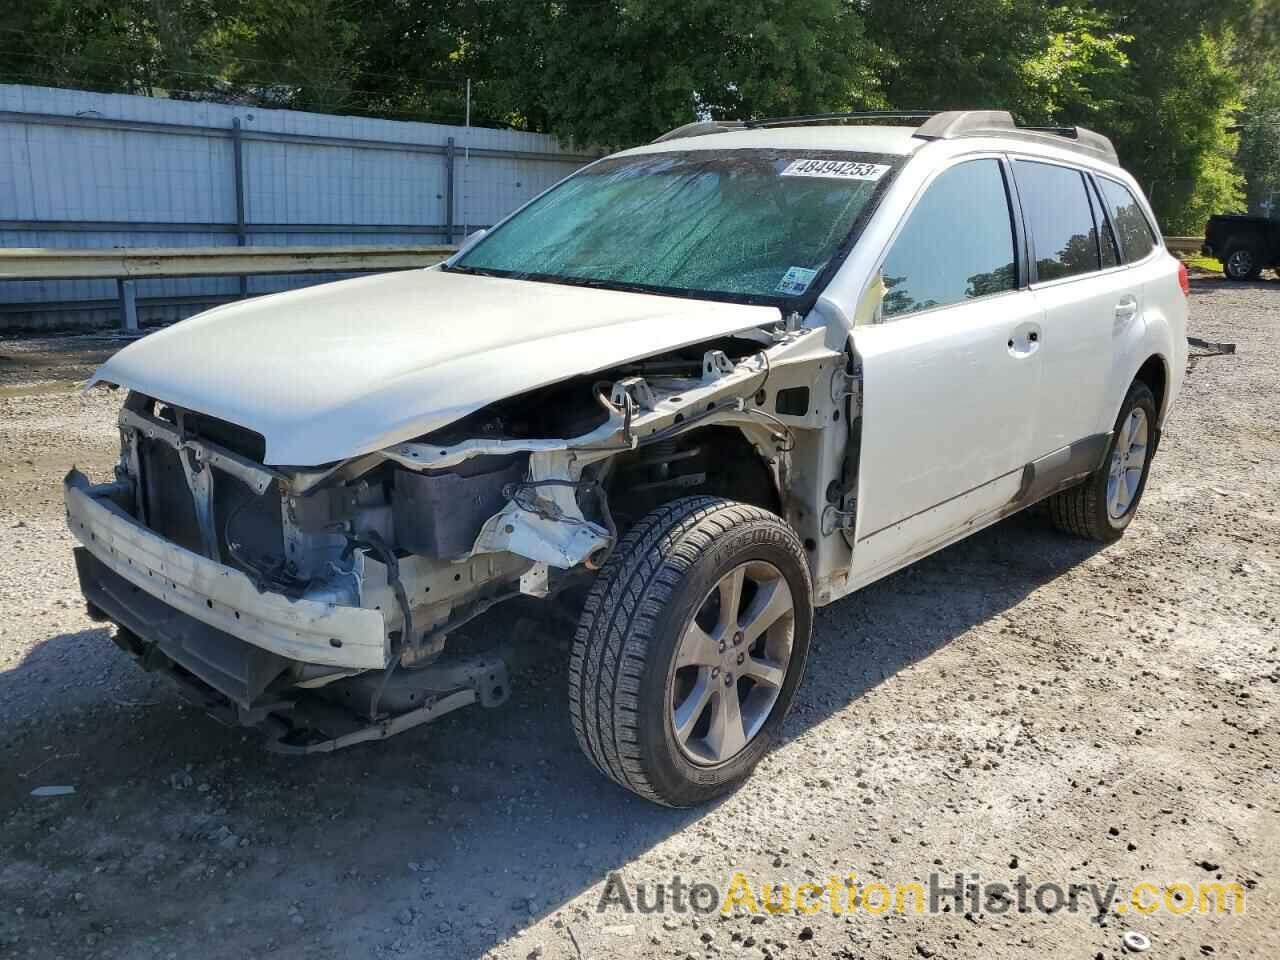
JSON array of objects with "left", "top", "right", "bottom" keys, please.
[
  {"left": 777, "top": 266, "right": 819, "bottom": 295},
  {"left": 780, "top": 159, "right": 891, "bottom": 181}
]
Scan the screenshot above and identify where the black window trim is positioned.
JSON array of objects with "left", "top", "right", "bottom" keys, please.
[
  {"left": 1084, "top": 172, "right": 1125, "bottom": 267},
  {"left": 999, "top": 155, "right": 1033, "bottom": 290},
  {"left": 865, "top": 151, "right": 1027, "bottom": 323}
]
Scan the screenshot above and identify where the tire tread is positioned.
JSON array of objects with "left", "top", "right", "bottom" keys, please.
[
  {"left": 567, "top": 496, "right": 807, "bottom": 805},
  {"left": 1048, "top": 381, "right": 1156, "bottom": 541}
]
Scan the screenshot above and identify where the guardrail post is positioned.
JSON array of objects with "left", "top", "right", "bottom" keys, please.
[
  {"left": 445, "top": 137, "right": 455, "bottom": 244},
  {"left": 116, "top": 279, "right": 138, "bottom": 331},
  {"left": 232, "top": 118, "right": 249, "bottom": 298}
]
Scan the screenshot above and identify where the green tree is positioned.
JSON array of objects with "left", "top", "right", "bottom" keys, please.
[
  {"left": 2, "top": 0, "right": 165, "bottom": 94},
  {"left": 863, "top": 0, "right": 1127, "bottom": 121},
  {"left": 1233, "top": 16, "right": 1280, "bottom": 217},
  {"left": 1083, "top": 1, "right": 1246, "bottom": 231},
  {"left": 0, "top": 0, "right": 249, "bottom": 98},
  {"left": 2, "top": 0, "right": 1277, "bottom": 228},
  {"left": 1236, "top": 71, "right": 1280, "bottom": 214},
  {"left": 464, "top": 0, "right": 882, "bottom": 148},
  {"left": 205, "top": 0, "right": 477, "bottom": 119}
]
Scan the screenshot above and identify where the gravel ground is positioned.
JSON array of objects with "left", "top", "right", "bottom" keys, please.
[{"left": 0, "top": 280, "right": 1277, "bottom": 960}]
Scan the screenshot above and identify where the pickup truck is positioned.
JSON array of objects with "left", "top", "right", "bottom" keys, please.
[{"left": 1202, "top": 213, "right": 1280, "bottom": 280}]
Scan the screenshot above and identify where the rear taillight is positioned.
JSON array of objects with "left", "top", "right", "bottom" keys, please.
[{"left": 1178, "top": 261, "right": 1190, "bottom": 296}]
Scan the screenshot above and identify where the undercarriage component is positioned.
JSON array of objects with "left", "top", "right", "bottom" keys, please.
[
  {"left": 92, "top": 545, "right": 524, "bottom": 754},
  {"left": 263, "top": 690, "right": 479, "bottom": 754},
  {"left": 320, "top": 651, "right": 511, "bottom": 714}
]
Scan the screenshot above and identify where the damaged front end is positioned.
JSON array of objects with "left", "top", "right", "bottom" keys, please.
[{"left": 69, "top": 327, "right": 826, "bottom": 751}]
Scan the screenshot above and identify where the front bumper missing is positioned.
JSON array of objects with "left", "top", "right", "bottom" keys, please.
[
  {"left": 69, "top": 479, "right": 515, "bottom": 753},
  {"left": 84, "top": 548, "right": 505, "bottom": 753},
  {"left": 65, "top": 469, "right": 388, "bottom": 672}
]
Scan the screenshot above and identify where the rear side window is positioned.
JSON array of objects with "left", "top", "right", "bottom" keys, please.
[
  {"left": 1015, "top": 160, "right": 1100, "bottom": 282},
  {"left": 879, "top": 158, "right": 1016, "bottom": 319},
  {"left": 1099, "top": 178, "right": 1158, "bottom": 262}
]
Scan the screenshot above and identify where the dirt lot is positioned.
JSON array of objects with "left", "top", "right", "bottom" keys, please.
[{"left": 1, "top": 281, "right": 1277, "bottom": 960}]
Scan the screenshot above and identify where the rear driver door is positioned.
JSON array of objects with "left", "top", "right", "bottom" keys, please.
[
  {"left": 850, "top": 156, "right": 1042, "bottom": 585},
  {"left": 1014, "top": 159, "right": 1133, "bottom": 458}
]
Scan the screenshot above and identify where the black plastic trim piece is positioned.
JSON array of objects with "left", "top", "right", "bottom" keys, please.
[
  {"left": 1016, "top": 433, "right": 1112, "bottom": 504},
  {"left": 999, "top": 155, "right": 1032, "bottom": 289},
  {"left": 73, "top": 547, "right": 289, "bottom": 708}
]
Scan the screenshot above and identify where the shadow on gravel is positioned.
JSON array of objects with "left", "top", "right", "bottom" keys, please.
[{"left": 0, "top": 508, "right": 1105, "bottom": 959}]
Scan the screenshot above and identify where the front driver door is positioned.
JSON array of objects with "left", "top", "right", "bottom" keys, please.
[{"left": 849, "top": 156, "right": 1042, "bottom": 586}]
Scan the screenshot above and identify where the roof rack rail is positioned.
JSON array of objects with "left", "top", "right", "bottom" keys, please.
[
  {"left": 745, "top": 111, "right": 936, "bottom": 128},
  {"left": 650, "top": 120, "right": 747, "bottom": 143},
  {"left": 914, "top": 110, "right": 1118, "bottom": 164},
  {"left": 649, "top": 111, "right": 932, "bottom": 144},
  {"left": 649, "top": 109, "right": 1118, "bottom": 164}
]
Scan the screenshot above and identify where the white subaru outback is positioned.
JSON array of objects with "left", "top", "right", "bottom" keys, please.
[{"left": 66, "top": 110, "right": 1188, "bottom": 806}]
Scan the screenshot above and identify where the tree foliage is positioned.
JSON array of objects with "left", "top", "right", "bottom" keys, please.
[
  {"left": 1234, "top": 18, "right": 1280, "bottom": 214},
  {"left": 1237, "top": 68, "right": 1280, "bottom": 212},
  {"left": 2, "top": 0, "right": 1277, "bottom": 230}
]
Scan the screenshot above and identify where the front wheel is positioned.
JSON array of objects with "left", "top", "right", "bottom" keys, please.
[{"left": 568, "top": 497, "right": 812, "bottom": 807}]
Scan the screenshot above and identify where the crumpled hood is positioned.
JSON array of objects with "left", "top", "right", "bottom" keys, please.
[{"left": 91, "top": 267, "right": 779, "bottom": 465}]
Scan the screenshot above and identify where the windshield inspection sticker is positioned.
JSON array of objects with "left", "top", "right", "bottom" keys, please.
[
  {"left": 780, "top": 158, "right": 890, "bottom": 181},
  {"left": 777, "top": 266, "right": 818, "bottom": 295}
]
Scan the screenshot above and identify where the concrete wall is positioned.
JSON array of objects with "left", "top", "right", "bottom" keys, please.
[{"left": 0, "top": 85, "right": 597, "bottom": 331}]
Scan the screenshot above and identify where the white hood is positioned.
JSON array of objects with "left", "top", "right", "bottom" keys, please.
[{"left": 92, "top": 268, "right": 779, "bottom": 465}]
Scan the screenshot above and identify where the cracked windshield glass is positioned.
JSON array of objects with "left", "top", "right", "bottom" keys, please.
[{"left": 453, "top": 151, "right": 895, "bottom": 303}]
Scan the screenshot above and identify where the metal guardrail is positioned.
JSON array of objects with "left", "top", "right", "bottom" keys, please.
[
  {"left": 0, "top": 245, "right": 456, "bottom": 281},
  {"left": 1165, "top": 236, "right": 1203, "bottom": 255},
  {"left": 0, "top": 245, "right": 457, "bottom": 330}
]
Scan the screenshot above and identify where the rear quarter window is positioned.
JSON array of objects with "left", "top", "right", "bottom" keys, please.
[{"left": 1098, "top": 178, "right": 1158, "bottom": 262}]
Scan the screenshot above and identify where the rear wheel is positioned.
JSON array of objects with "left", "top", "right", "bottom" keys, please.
[
  {"left": 1049, "top": 381, "right": 1158, "bottom": 542},
  {"left": 1222, "top": 241, "right": 1262, "bottom": 280},
  {"left": 569, "top": 497, "right": 812, "bottom": 807}
]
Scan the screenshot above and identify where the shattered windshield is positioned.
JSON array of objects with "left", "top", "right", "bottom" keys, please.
[{"left": 451, "top": 150, "right": 898, "bottom": 305}]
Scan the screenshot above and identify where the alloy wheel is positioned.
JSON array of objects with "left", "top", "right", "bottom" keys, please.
[
  {"left": 1227, "top": 249, "right": 1255, "bottom": 278},
  {"left": 1107, "top": 406, "right": 1149, "bottom": 519},
  {"left": 669, "top": 561, "right": 795, "bottom": 765}
]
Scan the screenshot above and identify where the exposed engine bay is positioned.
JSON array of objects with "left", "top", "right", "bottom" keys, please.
[{"left": 66, "top": 322, "right": 856, "bottom": 751}]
